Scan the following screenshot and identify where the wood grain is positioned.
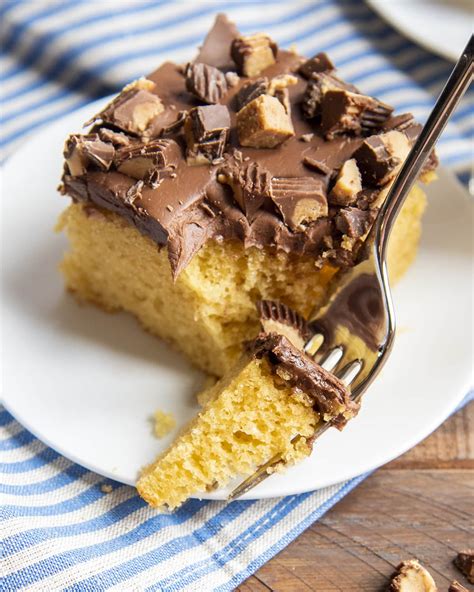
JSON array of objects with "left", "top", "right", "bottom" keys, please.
[{"left": 238, "top": 401, "right": 473, "bottom": 591}]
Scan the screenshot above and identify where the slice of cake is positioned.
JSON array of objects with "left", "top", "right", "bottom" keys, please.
[
  {"left": 57, "top": 14, "right": 437, "bottom": 377},
  {"left": 137, "top": 302, "right": 358, "bottom": 510}
]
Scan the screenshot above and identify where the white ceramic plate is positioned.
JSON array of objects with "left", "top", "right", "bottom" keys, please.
[
  {"left": 367, "top": 0, "right": 473, "bottom": 62},
  {"left": 1, "top": 99, "right": 473, "bottom": 501}
]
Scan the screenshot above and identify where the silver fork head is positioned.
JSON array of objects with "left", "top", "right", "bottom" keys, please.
[
  {"left": 228, "top": 246, "right": 393, "bottom": 501},
  {"left": 307, "top": 242, "right": 395, "bottom": 402}
]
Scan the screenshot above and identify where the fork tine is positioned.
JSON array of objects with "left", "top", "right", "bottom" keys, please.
[
  {"left": 338, "top": 360, "right": 363, "bottom": 386},
  {"left": 319, "top": 346, "right": 344, "bottom": 371},
  {"left": 304, "top": 332, "right": 324, "bottom": 356},
  {"left": 227, "top": 436, "right": 302, "bottom": 501}
]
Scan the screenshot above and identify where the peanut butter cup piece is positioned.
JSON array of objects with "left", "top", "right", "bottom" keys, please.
[
  {"left": 454, "top": 550, "right": 474, "bottom": 584},
  {"left": 270, "top": 176, "right": 328, "bottom": 231},
  {"left": 64, "top": 134, "right": 115, "bottom": 176},
  {"left": 217, "top": 160, "right": 271, "bottom": 221},
  {"left": 298, "top": 52, "right": 335, "bottom": 79},
  {"left": 236, "top": 94, "right": 294, "bottom": 148},
  {"left": 115, "top": 138, "right": 180, "bottom": 187},
  {"left": 231, "top": 33, "right": 278, "bottom": 77},
  {"left": 353, "top": 135, "right": 398, "bottom": 186},
  {"left": 321, "top": 89, "right": 393, "bottom": 139},
  {"left": 257, "top": 300, "right": 311, "bottom": 350},
  {"left": 184, "top": 104, "right": 230, "bottom": 164},
  {"left": 388, "top": 560, "right": 437, "bottom": 591},
  {"left": 86, "top": 78, "right": 164, "bottom": 137},
  {"left": 335, "top": 207, "right": 376, "bottom": 238},
  {"left": 185, "top": 62, "right": 228, "bottom": 104},
  {"left": 329, "top": 159, "right": 362, "bottom": 205},
  {"left": 302, "top": 72, "right": 358, "bottom": 119}
]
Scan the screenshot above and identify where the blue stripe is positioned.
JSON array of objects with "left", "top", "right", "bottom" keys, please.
[
  {"left": 0, "top": 447, "right": 61, "bottom": 473},
  {"left": 4, "top": 500, "right": 247, "bottom": 589},
  {"left": 1, "top": 464, "right": 87, "bottom": 495},
  {"left": 1, "top": 0, "right": 80, "bottom": 53},
  {"left": 0, "top": 410, "right": 15, "bottom": 426},
  {"left": 1, "top": 95, "right": 91, "bottom": 148},
  {"left": 0, "top": 429, "right": 35, "bottom": 451},
  {"left": 2, "top": 482, "right": 124, "bottom": 517}
]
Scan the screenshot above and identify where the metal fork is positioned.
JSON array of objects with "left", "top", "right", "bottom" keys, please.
[{"left": 228, "top": 36, "right": 473, "bottom": 501}]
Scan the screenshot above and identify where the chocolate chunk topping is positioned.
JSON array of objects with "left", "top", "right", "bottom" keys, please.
[
  {"left": 185, "top": 62, "right": 228, "bottom": 104},
  {"left": 271, "top": 176, "right": 328, "bottom": 231},
  {"left": 195, "top": 13, "right": 239, "bottom": 70},
  {"left": 335, "top": 207, "right": 376, "bottom": 238},
  {"left": 302, "top": 154, "right": 332, "bottom": 175},
  {"left": 257, "top": 300, "right": 311, "bottom": 350},
  {"left": 353, "top": 135, "right": 399, "bottom": 186},
  {"left": 298, "top": 52, "right": 335, "bottom": 79},
  {"left": 231, "top": 33, "right": 278, "bottom": 77},
  {"left": 388, "top": 560, "right": 437, "bottom": 592},
  {"left": 161, "top": 110, "right": 187, "bottom": 136},
  {"left": 302, "top": 72, "right": 358, "bottom": 119},
  {"left": 454, "top": 550, "right": 474, "bottom": 584},
  {"left": 449, "top": 582, "right": 468, "bottom": 592},
  {"left": 218, "top": 160, "right": 271, "bottom": 220},
  {"left": 236, "top": 77, "right": 269, "bottom": 110},
  {"left": 185, "top": 105, "right": 230, "bottom": 164},
  {"left": 251, "top": 333, "right": 358, "bottom": 424},
  {"left": 383, "top": 112, "right": 415, "bottom": 132},
  {"left": 87, "top": 80, "right": 163, "bottom": 137},
  {"left": 64, "top": 134, "right": 115, "bottom": 176},
  {"left": 321, "top": 89, "right": 393, "bottom": 139},
  {"left": 115, "top": 138, "right": 180, "bottom": 187}
]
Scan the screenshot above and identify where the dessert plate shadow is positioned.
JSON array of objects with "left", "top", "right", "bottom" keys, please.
[{"left": 1, "top": 100, "right": 473, "bottom": 500}]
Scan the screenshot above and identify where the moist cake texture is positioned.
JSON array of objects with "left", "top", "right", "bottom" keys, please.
[{"left": 58, "top": 14, "right": 435, "bottom": 375}]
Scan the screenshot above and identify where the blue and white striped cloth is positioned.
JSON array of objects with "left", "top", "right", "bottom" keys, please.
[{"left": 1, "top": 2, "right": 472, "bottom": 590}]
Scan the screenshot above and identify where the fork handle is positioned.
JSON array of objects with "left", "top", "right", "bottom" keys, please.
[{"left": 376, "top": 35, "right": 474, "bottom": 259}]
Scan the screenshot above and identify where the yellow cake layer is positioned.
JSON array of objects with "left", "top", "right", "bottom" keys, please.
[
  {"left": 137, "top": 356, "right": 318, "bottom": 509},
  {"left": 57, "top": 183, "right": 427, "bottom": 376}
]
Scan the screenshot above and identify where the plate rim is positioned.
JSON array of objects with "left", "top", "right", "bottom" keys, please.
[{"left": 366, "top": 0, "right": 466, "bottom": 62}]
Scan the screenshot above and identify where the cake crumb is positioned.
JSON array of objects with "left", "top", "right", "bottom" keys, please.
[
  {"left": 101, "top": 484, "right": 113, "bottom": 494},
  {"left": 152, "top": 409, "right": 176, "bottom": 438}
]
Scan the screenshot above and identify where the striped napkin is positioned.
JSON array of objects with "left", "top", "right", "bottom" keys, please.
[{"left": 1, "top": 2, "right": 472, "bottom": 590}]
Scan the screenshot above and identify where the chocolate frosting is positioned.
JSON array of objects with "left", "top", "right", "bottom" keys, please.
[
  {"left": 61, "top": 14, "right": 436, "bottom": 278},
  {"left": 251, "top": 333, "right": 359, "bottom": 425}
]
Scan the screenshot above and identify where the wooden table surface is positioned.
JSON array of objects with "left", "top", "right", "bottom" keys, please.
[{"left": 238, "top": 401, "right": 473, "bottom": 591}]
